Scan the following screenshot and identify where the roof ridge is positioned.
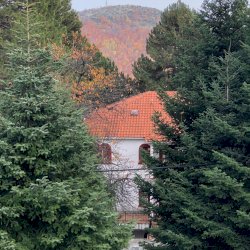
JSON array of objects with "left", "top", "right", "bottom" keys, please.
[{"left": 101, "top": 90, "right": 175, "bottom": 109}]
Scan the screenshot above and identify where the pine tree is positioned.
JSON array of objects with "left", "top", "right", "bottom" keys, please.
[
  {"left": 136, "top": 0, "right": 250, "bottom": 249},
  {"left": 133, "top": 1, "right": 195, "bottom": 91},
  {"left": 0, "top": 2, "right": 131, "bottom": 249}
]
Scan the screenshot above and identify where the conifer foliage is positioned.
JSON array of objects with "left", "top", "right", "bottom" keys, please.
[
  {"left": 133, "top": 1, "right": 195, "bottom": 91},
  {"left": 0, "top": 2, "right": 131, "bottom": 249},
  {"left": 136, "top": 1, "right": 250, "bottom": 249},
  {"left": 0, "top": 0, "right": 81, "bottom": 80}
]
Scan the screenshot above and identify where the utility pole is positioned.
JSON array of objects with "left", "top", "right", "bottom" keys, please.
[{"left": 106, "top": 0, "right": 108, "bottom": 6}]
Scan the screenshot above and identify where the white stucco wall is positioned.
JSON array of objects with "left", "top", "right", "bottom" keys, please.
[
  {"left": 98, "top": 138, "right": 157, "bottom": 250},
  {"left": 99, "top": 138, "right": 153, "bottom": 212}
]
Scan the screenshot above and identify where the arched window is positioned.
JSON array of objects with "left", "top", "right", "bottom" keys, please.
[
  {"left": 98, "top": 143, "right": 112, "bottom": 164},
  {"left": 139, "top": 144, "right": 150, "bottom": 164}
]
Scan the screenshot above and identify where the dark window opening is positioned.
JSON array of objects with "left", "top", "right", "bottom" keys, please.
[
  {"left": 98, "top": 143, "right": 112, "bottom": 164},
  {"left": 139, "top": 144, "right": 150, "bottom": 164},
  {"left": 134, "top": 229, "right": 147, "bottom": 239}
]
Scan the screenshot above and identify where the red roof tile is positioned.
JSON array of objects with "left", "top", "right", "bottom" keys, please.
[{"left": 86, "top": 91, "right": 175, "bottom": 141}]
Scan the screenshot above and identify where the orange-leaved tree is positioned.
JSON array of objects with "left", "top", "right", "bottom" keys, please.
[{"left": 52, "top": 32, "right": 136, "bottom": 112}]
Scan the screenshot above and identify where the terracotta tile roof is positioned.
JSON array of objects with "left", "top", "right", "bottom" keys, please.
[{"left": 86, "top": 91, "right": 175, "bottom": 141}]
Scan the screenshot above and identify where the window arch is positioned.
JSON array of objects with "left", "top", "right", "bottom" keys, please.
[
  {"left": 98, "top": 143, "right": 112, "bottom": 164},
  {"left": 139, "top": 144, "right": 150, "bottom": 164}
]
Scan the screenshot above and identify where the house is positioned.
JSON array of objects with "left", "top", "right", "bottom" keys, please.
[{"left": 86, "top": 91, "right": 175, "bottom": 249}]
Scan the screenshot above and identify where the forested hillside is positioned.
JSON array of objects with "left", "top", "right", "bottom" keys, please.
[{"left": 78, "top": 5, "right": 161, "bottom": 76}]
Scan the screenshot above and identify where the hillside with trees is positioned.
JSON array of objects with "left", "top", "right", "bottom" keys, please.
[{"left": 78, "top": 5, "right": 161, "bottom": 76}]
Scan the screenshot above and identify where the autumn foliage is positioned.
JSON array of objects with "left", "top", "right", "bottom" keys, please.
[
  {"left": 79, "top": 5, "right": 161, "bottom": 76},
  {"left": 51, "top": 32, "right": 136, "bottom": 110}
]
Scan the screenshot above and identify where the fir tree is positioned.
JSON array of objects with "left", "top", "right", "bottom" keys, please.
[
  {"left": 0, "top": 0, "right": 81, "bottom": 81},
  {"left": 0, "top": 0, "right": 16, "bottom": 80},
  {"left": 136, "top": 0, "right": 250, "bottom": 249},
  {"left": 201, "top": 0, "right": 249, "bottom": 55},
  {"left": 0, "top": 2, "right": 131, "bottom": 249},
  {"left": 0, "top": 0, "right": 81, "bottom": 44}
]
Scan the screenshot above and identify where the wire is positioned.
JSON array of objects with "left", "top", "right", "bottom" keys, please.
[
  {"left": 96, "top": 163, "right": 215, "bottom": 173},
  {"left": 97, "top": 167, "right": 158, "bottom": 172}
]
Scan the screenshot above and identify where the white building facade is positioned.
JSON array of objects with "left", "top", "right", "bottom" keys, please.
[
  {"left": 86, "top": 91, "right": 175, "bottom": 250},
  {"left": 98, "top": 138, "right": 153, "bottom": 250}
]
